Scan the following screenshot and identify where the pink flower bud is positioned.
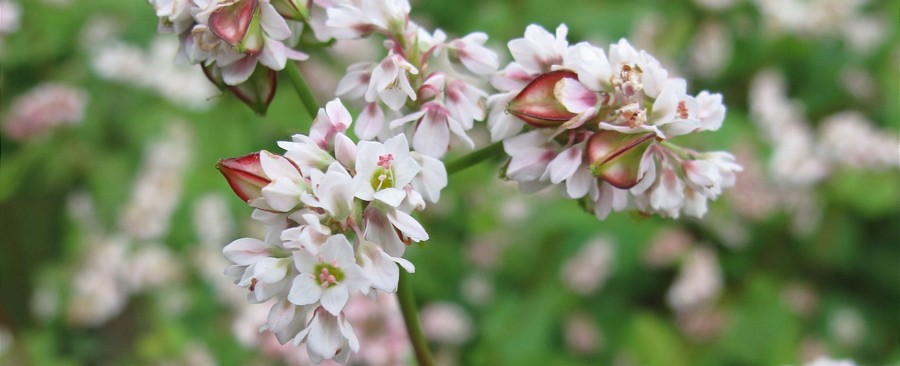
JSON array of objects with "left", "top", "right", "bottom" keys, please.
[
  {"left": 208, "top": 0, "right": 264, "bottom": 55},
  {"left": 269, "top": 0, "right": 308, "bottom": 20},
  {"left": 587, "top": 130, "right": 655, "bottom": 189},
  {"left": 217, "top": 152, "right": 270, "bottom": 203},
  {"left": 507, "top": 70, "right": 578, "bottom": 128}
]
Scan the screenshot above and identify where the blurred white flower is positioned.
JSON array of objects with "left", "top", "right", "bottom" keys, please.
[
  {"left": 667, "top": 247, "right": 722, "bottom": 313},
  {"left": 805, "top": 356, "right": 858, "bottom": 366},
  {"left": 563, "top": 312, "right": 603, "bottom": 356}
]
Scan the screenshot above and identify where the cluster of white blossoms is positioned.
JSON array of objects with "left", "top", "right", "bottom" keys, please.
[
  {"left": 217, "top": 98, "right": 446, "bottom": 363},
  {"left": 325, "top": 0, "right": 499, "bottom": 158},
  {"left": 488, "top": 24, "right": 742, "bottom": 219}
]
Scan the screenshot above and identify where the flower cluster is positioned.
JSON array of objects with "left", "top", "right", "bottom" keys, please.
[
  {"left": 488, "top": 24, "right": 742, "bottom": 219},
  {"left": 217, "top": 98, "right": 446, "bottom": 363},
  {"left": 324, "top": 0, "right": 499, "bottom": 158}
]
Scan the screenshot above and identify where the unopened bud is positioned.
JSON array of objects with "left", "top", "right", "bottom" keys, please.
[
  {"left": 217, "top": 152, "right": 270, "bottom": 203},
  {"left": 587, "top": 130, "right": 655, "bottom": 189},
  {"left": 208, "top": 0, "right": 264, "bottom": 56},
  {"left": 507, "top": 70, "right": 578, "bottom": 128}
]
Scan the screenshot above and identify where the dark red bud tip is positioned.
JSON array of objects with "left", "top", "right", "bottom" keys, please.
[
  {"left": 507, "top": 70, "right": 578, "bottom": 128},
  {"left": 217, "top": 152, "right": 270, "bottom": 203},
  {"left": 587, "top": 131, "right": 655, "bottom": 189}
]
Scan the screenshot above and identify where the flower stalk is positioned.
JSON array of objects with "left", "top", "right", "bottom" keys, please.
[
  {"left": 285, "top": 61, "right": 319, "bottom": 120},
  {"left": 397, "top": 270, "right": 435, "bottom": 366}
]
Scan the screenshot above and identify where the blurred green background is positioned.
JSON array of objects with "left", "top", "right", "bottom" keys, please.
[{"left": 1, "top": 0, "right": 898, "bottom": 365}]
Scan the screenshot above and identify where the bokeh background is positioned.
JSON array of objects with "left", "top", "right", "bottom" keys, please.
[{"left": 1, "top": 0, "right": 898, "bottom": 365}]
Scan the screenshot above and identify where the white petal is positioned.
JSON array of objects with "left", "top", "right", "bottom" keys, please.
[
  {"left": 223, "top": 237, "right": 270, "bottom": 265},
  {"left": 374, "top": 188, "right": 406, "bottom": 207},
  {"left": 320, "top": 284, "right": 349, "bottom": 315},
  {"left": 547, "top": 144, "right": 583, "bottom": 184},
  {"left": 387, "top": 209, "right": 429, "bottom": 242},
  {"left": 288, "top": 275, "right": 323, "bottom": 305}
]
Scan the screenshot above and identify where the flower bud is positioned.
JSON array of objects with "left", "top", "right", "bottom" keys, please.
[
  {"left": 217, "top": 152, "right": 270, "bottom": 203},
  {"left": 203, "top": 63, "right": 277, "bottom": 115},
  {"left": 270, "top": 0, "right": 308, "bottom": 21},
  {"left": 208, "top": 0, "right": 264, "bottom": 56},
  {"left": 587, "top": 130, "right": 655, "bottom": 189},
  {"left": 507, "top": 70, "right": 578, "bottom": 128}
]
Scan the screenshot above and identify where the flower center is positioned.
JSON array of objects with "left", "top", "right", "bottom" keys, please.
[
  {"left": 371, "top": 154, "right": 395, "bottom": 190},
  {"left": 613, "top": 64, "right": 643, "bottom": 98},
  {"left": 677, "top": 101, "right": 689, "bottom": 119},
  {"left": 314, "top": 261, "right": 345, "bottom": 288}
]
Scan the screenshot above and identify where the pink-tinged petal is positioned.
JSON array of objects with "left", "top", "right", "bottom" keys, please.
[
  {"left": 413, "top": 106, "right": 450, "bottom": 158},
  {"left": 356, "top": 102, "right": 384, "bottom": 140},
  {"left": 284, "top": 47, "right": 309, "bottom": 61},
  {"left": 320, "top": 284, "right": 349, "bottom": 315},
  {"left": 217, "top": 152, "right": 270, "bottom": 203},
  {"left": 373, "top": 187, "right": 406, "bottom": 207},
  {"left": 259, "top": 1, "right": 291, "bottom": 40},
  {"left": 649, "top": 169, "right": 685, "bottom": 217},
  {"left": 325, "top": 98, "right": 352, "bottom": 131},
  {"left": 508, "top": 70, "right": 578, "bottom": 128},
  {"left": 268, "top": 298, "right": 304, "bottom": 344},
  {"left": 547, "top": 144, "right": 583, "bottom": 184},
  {"left": 587, "top": 130, "right": 656, "bottom": 189},
  {"left": 223, "top": 237, "right": 270, "bottom": 265},
  {"left": 507, "top": 147, "right": 554, "bottom": 181},
  {"left": 630, "top": 150, "right": 658, "bottom": 195},
  {"left": 387, "top": 208, "right": 428, "bottom": 242},
  {"left": 288, "top": 275, "right": 323, "bottom": 305},
  {"left": 259, "top": 151, "right": 300, "bottom": 181},
  {"left": 208, "top": 0, "right": 257, "bottom": 47},
  {"left": 555, "top": 78, "right": 597, "bottom": 114},
  {"left": 363, "top": 207, "right": 406, "bottom": 257}
]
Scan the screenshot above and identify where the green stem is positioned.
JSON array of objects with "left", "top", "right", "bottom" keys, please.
[
  {"left": 284, "top": 61, "right": 319, "bottom": 120},
  {"left": 446, "top": 141, "right": 504, "bottom": 175},
  {"left": 397, "top": 270, "right": 434, "bottom": 366}
]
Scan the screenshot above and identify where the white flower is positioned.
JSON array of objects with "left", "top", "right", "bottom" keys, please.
[
  {"left": 223, "top": 236, "right": 293, "bottom": 303},
  {"left": 447, "top": 32, "right": 499, "bottom": 75},
  {"left": 352, "top": 134, "right": 420, "bottom": 207},
  {"left": 288, "top": 235, "right": 367, "bottom": 315},
  {"left": 365, "top": 53, "right": 419, "bottom": 110},
  {"left": 294, "top": 307, "right": 360, "bottom": 363},
  {"left": 357, "top": 240, "right": 415, "bottom": 293},
  {"left": 258, "top": 151, "right": 310, "bottom": 212},
  {"left": 507, "top": 24, "right": 569, "bottom": 74},
  {"left": 309, "top": 98, "right": 352, "bottom": 149}
]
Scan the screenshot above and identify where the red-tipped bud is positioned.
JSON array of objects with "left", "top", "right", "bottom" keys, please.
[
  {"left": 270, "top": 0, "right": 309, "bottom": 20},
  {"left": 587, "top": 130, "right": 656, "bottom": 189},
  {"left": 507, "top": 70, "right": 578, "bottom": 128},
  {"left": 217, "top": 152, "right": 270, "bottom": 203},
  {"left": 208, "top": 0, "right": 264, "bottom": 55},
  {"left": 203, "top": 63, "right": 277, "bottom": 115}
]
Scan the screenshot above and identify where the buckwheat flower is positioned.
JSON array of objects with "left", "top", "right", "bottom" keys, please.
[
  {"left": 365, "top": 52, "right": 419, "bottom": 110},
  {"left": 507, "top": 24, "right": 569, "bottom": 75},
  {"left": 289, "top": 235, "right": 368, "bottom": 315},
  {"left": 342, "top": 294, "right": 410, "bottom": 366},
  {"left": 447, "top": 32, "right": 499, "bottom": 75},
  {"left": 408, "top": 152, "right": 448, "bottom": 204},
  {"left": 805, "top": 357, "right": 858, "bottom": 366},
  {"left": 336, "top": 62, "right": 375, "bottom": 100},
  {"left": 324, "top": 0, "right": 410, "bottom": 40},
  {"left": 309, "top": 98, "right": 353, "bottom": 150},
  {"left": 294, "top": 307, "right": 360, "bottom": 363},
  {"left": 148, "top": 0, "right": 193, "bottom": 33},
  {"left": 224, "top": 236, "right": 294, "bottom": 303},
  {"left": 259, "top": 150, "right": 312, "bottom": 212},
  {"left": 357, "top": 239, "right": 415, "bottom": 293},
  {"left": 2, "top": 83, "right": 88, "bottom": 141},
  {"left": 352, "top": 134, "right": 421, "bottom": 207}
]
